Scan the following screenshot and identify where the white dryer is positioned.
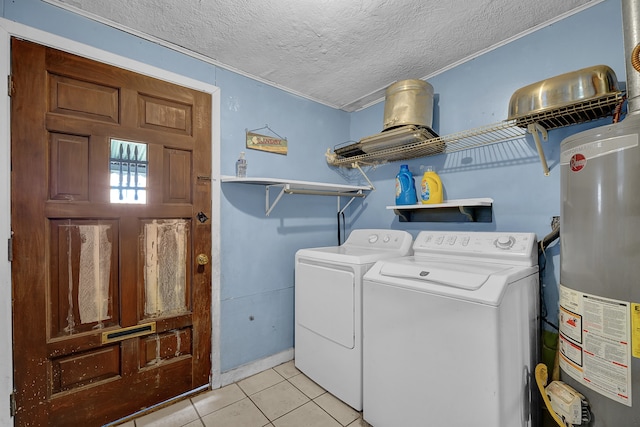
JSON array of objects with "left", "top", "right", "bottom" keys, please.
[
  {"left": 295, "top": 229, "right": 413, "bottom": 411},
  {"left": 362, "top": 231, "right": 539, "bottom": 427}
]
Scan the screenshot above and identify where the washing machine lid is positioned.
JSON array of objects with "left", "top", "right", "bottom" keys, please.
[
  {"left": 297, "top": 245, "right": 407, "bottom": 264},
  {"left": 377, "top": 258, "right": 511, "bottom": 290}
]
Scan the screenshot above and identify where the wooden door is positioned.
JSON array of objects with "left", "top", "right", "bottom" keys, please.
[{"left": 10, "top": 38, "right": 212, "bottom": 426}]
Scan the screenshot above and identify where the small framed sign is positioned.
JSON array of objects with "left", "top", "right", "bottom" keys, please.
[{"left": 246, "top": 126, "right": 288, "bottom": 155}]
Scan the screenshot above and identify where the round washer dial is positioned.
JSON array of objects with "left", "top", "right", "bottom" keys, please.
[{"left": 495, "top": 235, "right": 515, "bottom": 249}]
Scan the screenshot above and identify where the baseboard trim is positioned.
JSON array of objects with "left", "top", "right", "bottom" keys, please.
[{"left": 217, "top": 348, "right": 295, "bottom": 388}]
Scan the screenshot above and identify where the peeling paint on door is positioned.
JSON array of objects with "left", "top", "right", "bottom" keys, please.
[
  {"left": 154, "top": 334, "right": 161, "bottom": 365},
  {"left": 174, "top": 330, "right": 181, "bottom": 357},
  {"left": 65, "top": 223, "right": 75, "bottom": 334},
  {"left": 78, "top": 225, "right": 112, "bottom": 326},
  {"left": 144, "top": 220, "right": 188, "bottom": 317}
]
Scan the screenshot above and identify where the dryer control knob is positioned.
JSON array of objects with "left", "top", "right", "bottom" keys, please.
[
  {"left": 368, "top": 234, "right": 379, "bottom": 243},
  {"left": 383, "top": 235, "right": 391, "bottom": 243},
  {"left": 495, "top": 235, "right": 514, "bottom": 249}
]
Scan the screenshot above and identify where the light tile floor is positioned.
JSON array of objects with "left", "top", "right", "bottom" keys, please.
[{"left": 113, "top": 360, "right": 370, "bottom": 427}]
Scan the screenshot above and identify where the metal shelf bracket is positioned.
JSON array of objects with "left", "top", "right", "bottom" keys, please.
[
  {"left": 265, "top": 184, "right": 287, "bottom": 216},
  {"left": 265, "top": 184, "right": 366, "bottom": 216},
  {"left": 351, "top": 162, "right": 376, "bottom": 191},
  {"left": 527, "top": 123, "right": 550, "bottom": 176}
]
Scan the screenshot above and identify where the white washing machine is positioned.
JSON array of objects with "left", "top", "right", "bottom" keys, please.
[
  {"left": 362, "top": 231, "right": 539, "bottom": 427},
  {"left": 295, "top": 229, "right": 413, "bottom": 411}
]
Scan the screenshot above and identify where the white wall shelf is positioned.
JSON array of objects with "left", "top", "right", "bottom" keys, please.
[
  {"left": 387, "top": 198, "right": 493, "bottom": 222},
  {"left": 221, "top": 175, "right": 373, "bottom": 216}
]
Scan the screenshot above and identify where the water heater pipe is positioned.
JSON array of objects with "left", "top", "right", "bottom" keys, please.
[{"left": 623, "top": 0, "right": 640, "bottom": 114}]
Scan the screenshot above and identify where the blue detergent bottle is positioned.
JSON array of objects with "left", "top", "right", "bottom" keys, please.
[{"left": 395, "top": 164, "right": 417, "bottom": 205}]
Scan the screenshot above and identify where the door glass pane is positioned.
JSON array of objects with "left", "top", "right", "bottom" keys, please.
[{"left": 110, "top": 139, "right": 147, "bottom": 204}]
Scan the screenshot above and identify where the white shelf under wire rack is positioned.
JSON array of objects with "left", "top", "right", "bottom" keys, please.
[{"left": 220, "top": 175, "right": 372, "bottom": 216}]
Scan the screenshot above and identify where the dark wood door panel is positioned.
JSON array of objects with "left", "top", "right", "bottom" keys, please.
[
  {"left": 11, "top": 38, "right": 212, "bottom": 426},
  {"left": 48, "top": 356, "right": 194, "bottom": 426},
  {"left": 45, "top": 203, "right": 193, "bottom": 219},
  {"left": 48, "top": 219, "right": 120, "bottom": 338},
  {"left": 48, "top": 72, "right": 120, "bottom": 124}
]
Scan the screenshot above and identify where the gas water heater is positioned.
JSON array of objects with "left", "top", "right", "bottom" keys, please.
[
  {"left": 560, "top": 114, "right": 640, "bottom": 426},
  {"left": 559, "top": 1, "right": 640, "bottom": 425}
]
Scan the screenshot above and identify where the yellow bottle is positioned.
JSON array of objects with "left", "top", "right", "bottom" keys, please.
[{"left": 420, "top": 167, "right": 443, "bottom": 204}]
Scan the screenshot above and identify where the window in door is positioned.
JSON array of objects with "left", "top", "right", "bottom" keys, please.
[{"left": 110, "top": 139, "right": 147, "bottom": 204}]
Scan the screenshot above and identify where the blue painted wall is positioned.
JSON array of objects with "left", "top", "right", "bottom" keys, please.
[
  {"left": 4, "top": 0, "right": 353, "bottom": 374},
  {"left": 215, "top": 68, "right": 352, "bottom": 369},
  {"left": 349, "top": 0, "right": 625, "bottom": 332},
  {"left": 3, "top": 0, "right": 627, "bottom": 373}
]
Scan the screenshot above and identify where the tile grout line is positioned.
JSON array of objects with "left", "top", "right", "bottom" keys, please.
[
  {"left": 235, "top": 368, "right": 296, "bottom": 426},
  {"left": 311, "top": 394, "right": 360, "bottom": 427},
  {"left": 274, "top": 365, "right": 362, "bottom": 427},
  {"left": 284, "top": 372, "right": 358, "bottom": 426},
  {"left": 185, "top": 398, "right": 205, "bottom": 427},
  {"left": 246, "top": 392, "right": 276, "bottom": 425},
  {"left": 246, "top": 374, "right": 311, "bottom": 425},
  {"left": 190, "top": 381, "right": 251, "bottom": 420},
  {"left": 259, "top": 373, "right": 356, "bottom": 427},
  {"left": 191, "top": 377, "right": 257, "bottom": 425},
  {"left": 133, "top": 363, "right": 364, "bottom": 427}
]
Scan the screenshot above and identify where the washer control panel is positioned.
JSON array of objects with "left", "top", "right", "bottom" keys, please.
[
  {"left": 413, "top": 231, "right": 537, "bottom": 265},
  {"left": 345, "top": 229, "right": 413, "bottom": 251}
]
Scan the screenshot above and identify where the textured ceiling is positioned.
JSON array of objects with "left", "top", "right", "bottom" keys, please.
[{"left": 44, "top": 0, "right": 599, "bottom": 111}]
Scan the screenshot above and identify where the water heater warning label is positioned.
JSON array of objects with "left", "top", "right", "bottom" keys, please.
[
  {"left": 632, "top": 304, "right": 640, "bottom": 359},
  {"left": 559, "top": 285, "right": 631, "bottom": 407}
]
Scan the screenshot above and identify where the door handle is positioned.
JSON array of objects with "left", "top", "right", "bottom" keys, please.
[{"left": 196, "top": 254, "right": 209, "bottom": 265}]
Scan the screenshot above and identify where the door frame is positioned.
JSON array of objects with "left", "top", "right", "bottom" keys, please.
[{"left": 0, "top": 18, "right": 222, "bottom": 426}]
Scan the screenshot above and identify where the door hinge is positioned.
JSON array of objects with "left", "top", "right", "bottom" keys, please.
[
  {"left": 7, "top": 236, "right": 12, "bottom": 262},
  {"left": 9, "top": 392, "right": 15, "bottom": 417},
  {"left": 7, "top": 75, "right": 14, "bottom": 97}
]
